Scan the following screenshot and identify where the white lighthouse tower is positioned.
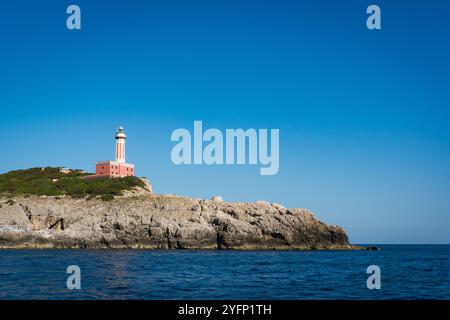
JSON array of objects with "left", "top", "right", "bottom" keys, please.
[{"left": 115, "top": 126, "right": 126, "bottom": 163}]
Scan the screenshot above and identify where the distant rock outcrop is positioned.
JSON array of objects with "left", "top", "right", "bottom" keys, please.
[{"left": 0, "top": 192, "right": 355, "bottom": 250}]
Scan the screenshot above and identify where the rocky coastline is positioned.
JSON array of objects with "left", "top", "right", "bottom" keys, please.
[{"left": 0, "top": 189, "right": 358, "bottom": 250}]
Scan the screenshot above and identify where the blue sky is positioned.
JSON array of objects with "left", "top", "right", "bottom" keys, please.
[{"left": 1, "top": 0, "right": 449, "bottom": 244}]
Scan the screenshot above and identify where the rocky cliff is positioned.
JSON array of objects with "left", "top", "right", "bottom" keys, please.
[{"left": 0, "top": 191, "right": 354, "bottom": 250}]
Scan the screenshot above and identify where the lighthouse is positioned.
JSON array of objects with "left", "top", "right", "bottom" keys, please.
[
  {"left": 93, "top": 126, "right": 135, "bottom": 178},
  {"left": 115, "top": 126, "right": 126, "bottom": 163}
]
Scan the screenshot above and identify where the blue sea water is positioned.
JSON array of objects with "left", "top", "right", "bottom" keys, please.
[{"left": 0, "top": 245, "right": 449, "bottom": 300}]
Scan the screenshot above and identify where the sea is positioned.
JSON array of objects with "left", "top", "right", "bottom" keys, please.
[{"left": 0, "top": 245, "right": 449, "bottom": 300}]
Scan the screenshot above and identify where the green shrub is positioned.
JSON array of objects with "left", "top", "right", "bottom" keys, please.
[
  {"left": 101, "top": 194, "right": 115, "bottom": 201},
  {"left": 0, "top": 167, "right": 144, "bottom": 198}
]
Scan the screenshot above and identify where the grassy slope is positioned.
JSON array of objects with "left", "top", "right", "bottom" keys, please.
[{"left": 0, "top": 167, "right": 145, "bottom": 200}]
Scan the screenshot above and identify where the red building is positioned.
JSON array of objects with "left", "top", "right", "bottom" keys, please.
[
  {"left": 88, "top": 126, "right": 135, "bottom": 179},
  {"left": 95, "top": 161, "right": 134, "bottom": 178}
]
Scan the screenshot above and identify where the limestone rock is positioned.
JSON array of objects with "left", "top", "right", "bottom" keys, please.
[
  {"left": 212, "top": 195, "right": 224, "bottom": 202},
  {"left": 0, "top": 195, "right": 355, "bottom": 250}
]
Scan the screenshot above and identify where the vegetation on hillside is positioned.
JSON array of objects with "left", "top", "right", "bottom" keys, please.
[{"left": 0, "top": 167, "right": 146, "bottom": 200}]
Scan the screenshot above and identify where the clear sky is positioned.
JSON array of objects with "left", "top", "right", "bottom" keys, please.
[{"left": 1, "top": 0, "right": 449, "bottom": 244}]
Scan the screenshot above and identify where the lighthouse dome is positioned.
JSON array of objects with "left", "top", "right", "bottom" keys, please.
[{"left": 115, "top": 126, "right": 127, "bottom": 139}]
